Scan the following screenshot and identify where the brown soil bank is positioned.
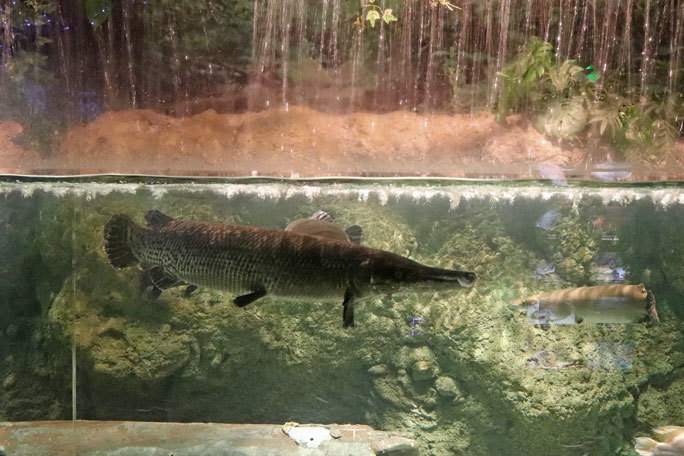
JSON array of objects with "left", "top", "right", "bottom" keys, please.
[
  {"left": 2, "top": 106, "right": 683, "bottom": 178},
  {"left": 58, "top": 107, "right": 583, "bottom": 177}
]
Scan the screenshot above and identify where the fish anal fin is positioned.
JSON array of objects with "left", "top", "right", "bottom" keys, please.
[
  {"left": 145, "top": 210, "right": 174, "bottom": 227},
  {"left": 145, "top": 266, "right": 183, "bottom": 290},
  {"left": 234, "top": 286, "right": 267, "bottom": 308},
  {"left": 345, "top": 224, "right": 363, "bottom": 244},
  {"left": 342, "top": 290, "right": 356, "bottom": 328}
]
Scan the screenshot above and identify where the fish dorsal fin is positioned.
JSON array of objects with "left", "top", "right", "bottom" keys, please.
[
  {"left": 286, "top": 218, "right": 350, "bottom": 243},
  {"left": 345, "top": 224, "right": 363, "bottom": 244},
  {"left": 311, "top": 210, "right": 335, "bottom": 223},
  {"left": 145, "top": 210, "right": 174, "bottom": 227}
]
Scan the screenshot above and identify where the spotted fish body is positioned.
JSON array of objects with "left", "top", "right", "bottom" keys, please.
[{"left": 104, "top": 211, "right": 476, "bottom": 327}]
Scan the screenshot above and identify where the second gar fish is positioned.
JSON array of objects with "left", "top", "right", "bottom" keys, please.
[{"left": 104, "top": 210, "right": 476, "bottom": 328}]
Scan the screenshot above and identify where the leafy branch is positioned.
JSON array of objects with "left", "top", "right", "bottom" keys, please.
[{"left": 355, "top": 0, "right": 397, "bottom": 28}]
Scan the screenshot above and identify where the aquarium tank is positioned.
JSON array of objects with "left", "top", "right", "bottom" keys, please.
[{"left": 0, "top": 1, "right": 683, "bottom": 455}]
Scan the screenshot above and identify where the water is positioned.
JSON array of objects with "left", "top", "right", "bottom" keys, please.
[{"left": 0, "top": 176, "right": 682, "bottom": 455}]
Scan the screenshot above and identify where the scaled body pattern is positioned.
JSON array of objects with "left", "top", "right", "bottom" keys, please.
[{"left": 104, "top": 210, "right": 475, "bottom": 327}]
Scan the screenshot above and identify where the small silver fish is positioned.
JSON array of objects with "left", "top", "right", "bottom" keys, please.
[
  {"left": 512, "top": 284, "right": 659, "bottom": 325},
  {"left": 535, "top": 209, "right": 561, "bottom": 230}
]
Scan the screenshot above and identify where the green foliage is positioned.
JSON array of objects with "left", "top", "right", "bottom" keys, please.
[
  {"left": 495, "top": 37, "right": 682, "bottom": 165},
  {"left": 495, "top": 38, "right": 554, "bottom": 121},
  {"left": 357, "top": 1, "right": 398, "bottom": 28},
  {"left": 534, "top": 96, "right": 589, "bottom": 139},
  {"left": 548, "top": 60, "right": 585, "bottom": 93},
  {"left": 84, "top": 0, "right": 112, "bottom": 29}
]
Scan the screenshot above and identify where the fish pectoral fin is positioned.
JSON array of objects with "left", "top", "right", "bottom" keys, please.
[
  {"left": 345, "top": 224, "right": 363, "bottom": 244},
  {"left": 342, "top": 290, "right": 356, "bottom": 328},
  {"left": 145, "top": 266, "right": 183, "bottom": 290},
  {"left": 233, "top": 286, "right": 267, "bottom": 308},
  {"left": 145, "top": 210, "right": 174, "bottom": 227},
  {"left": 183, "top": 285, "right": 198, "bottom": 297}
]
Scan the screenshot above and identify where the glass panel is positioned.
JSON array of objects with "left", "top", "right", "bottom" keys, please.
[
  {"left": 1, "top": 0, "right": 683, "bottom": 454},
  {"left": 0, "top": 1, "right": 681, "bottom": 178},
  {"left": 1, "top": 178, "right": 682, "bottom": 455}
]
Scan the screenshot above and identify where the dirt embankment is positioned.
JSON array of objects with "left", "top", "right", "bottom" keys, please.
[
  {"left": 4, "top": 106, "right": 684, "bottom": 178},
  {"left": 1, "top": 107, "right": 586, "bottom": 177}
]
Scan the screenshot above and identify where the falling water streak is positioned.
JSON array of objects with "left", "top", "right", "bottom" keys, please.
[
  {"left": 92, "top": 17, "right": 115, "bottom": 108},
  {"left": 556, "top": 0, "right": 563, "bottom": 63},
  {"left": 295, "top": 0, "right": 306, "bottom": 64},
  {"left": 455, "top": 0, "right": 470, "bottom": 101},
  {"left": 493, "top": 0, "right": 511, "bottom": 107},
  {"left": 255, "top": 0, "right": 276, "bottom": 88},
  {"left": 399, "top": 0, "right": 414, "bottom": 106},
  {"left": 413, "top": 2, "right": 425, "bottom": 111},
  {"left": 542, "top": 0, "right": 553, "bottom": 43},
  {"left": 424, "top": 4, "right": 440, "bottom": 110},
  {"left": 591, "top": 0, "right": 599, "bottom": 72},
  {"left": 671, "top": 0, "right": 684, "bottom": 93},
  {"left": 641, "top": 0, "right": 652, "bottom": 95},
  {"left": 53, "top": 4, "right": 73, "bottom": 117},
  {"left": 319, "top": 0, "right": 329, "bottom": 64},
  {"left": 350, "top": 15, "right": 363, "bottom": 112},
  {"left": 484, "top": 0, "right": 494, "bottom": 107},
  {"left": 0, "top": 2, "right": 12, "bottom": 66},
  {"left": 251, "top": 0, "right": 259, "bottom": 62},
  {"left": 576, "top": 0, "right": 589, "bottom": 60},
  {"left": 523, "top": 0, "right": 533, "bottom": 45},
  {"left": 597, "top": 1, "right": 619, "bottom": 87},
  {"left": 199, "top": 4, "right": 212, "bottom": 86},
  {"left": 565, "top": 0, "right": 579, "bottom": 59},
  {"left": 387, "top": 12, "right": 394, "bottom": 107},
  {"left": 330, "top": 0, "right": 341, "bottom": 84},
  {"left": 620, "top": 0, "right": 633, "bottom": 87},
  {"left": 645, "top": 1, "right": 666, "bottom": 96},
  {"left": 374, "top": 4, "right": 387, "bottom": 110},
  {"left": 667, "top": 0, "right": 677, "bottom": 93},
  {"left": 168, "top": 19, "right": 183, "bottom": 110},
  {"left": 281, "top": 0, "right": 292, "bottom": 109},
  {"left": 121, "top": 0, "right": 137, "bottom": 108}
]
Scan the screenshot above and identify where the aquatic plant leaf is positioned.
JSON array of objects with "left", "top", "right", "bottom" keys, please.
[{"left": 366, "top": 10, "right": 380, "bottom": 27}]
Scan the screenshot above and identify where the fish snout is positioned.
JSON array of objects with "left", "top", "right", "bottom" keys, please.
[{"left": 457, "top": 272, "right": 476, "bottom": 288}]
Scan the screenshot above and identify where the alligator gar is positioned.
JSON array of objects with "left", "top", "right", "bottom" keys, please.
[{"left": 104, "top": 210, "right": 476, "bottom": 328}]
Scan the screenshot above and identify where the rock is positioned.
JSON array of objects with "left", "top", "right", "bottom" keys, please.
[
  {"left": 5, "top": 325, "right": 18, "bottom": 339},
  {"left": 411, "top": 360, "right": 438, "bottom": 382},
  {"left": 435, "top": 376, "right": 461, "bottom": 398},
  {"left": 282, "top": 422, "right": 333, "bottom": 449},
  {"left": 2, "top": 374, "right": 16, "bottom": 390},
  {"left": 368, "top": 364, "right": 388, "bottom": 376}
]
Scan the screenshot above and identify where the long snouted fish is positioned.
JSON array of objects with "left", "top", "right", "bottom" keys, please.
[{"left": 104, "top": 210, "right": 476, "bottom": 328}]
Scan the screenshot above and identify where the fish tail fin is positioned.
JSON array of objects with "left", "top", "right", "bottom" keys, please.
[
  {"left": 635, "top": 437, "right": 657, "bottom": 455},
  {"left": 653, "top": 426, "right": 682, "bottom": 441},
  {"left": 104, "top": 214, "right": 138, "bottom": 268}
]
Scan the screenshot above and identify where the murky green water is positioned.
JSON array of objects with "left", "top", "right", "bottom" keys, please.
[{"left": 1, "top": 177, "right": 682, "bottom": 456}]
